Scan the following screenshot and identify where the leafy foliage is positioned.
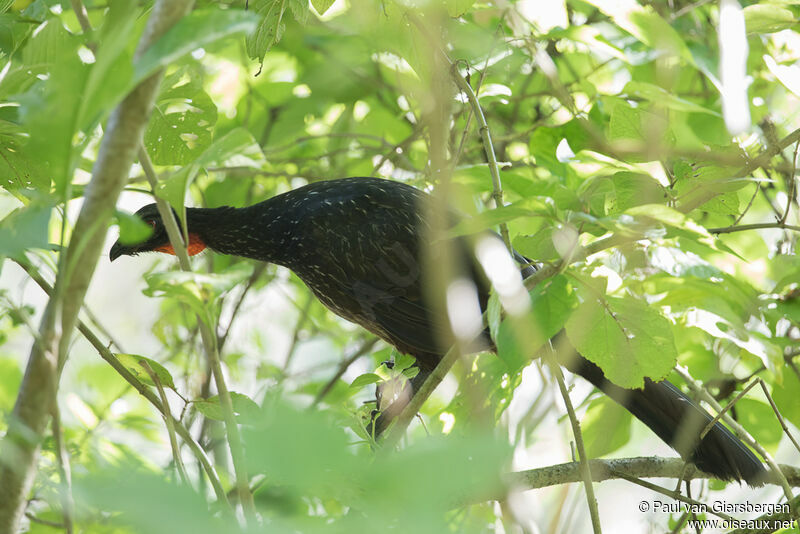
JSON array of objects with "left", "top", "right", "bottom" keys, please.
[{"left": 0, "top": 0, "right": 799, "bottom": 532}]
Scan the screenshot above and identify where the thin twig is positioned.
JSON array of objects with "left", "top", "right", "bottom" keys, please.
[
  {"left": 281, "top": 294, "right": 313, "bottom": 371},
  {"left": 675, "top": 367, "right": 796, "bottom": 507},
  {"left": 139, "top": 360, "right": 190, "bottom": 486},
  {"left": 670, "top": 0, "right": 714, "bottom": 19},
  {"left": 218, "top": 262, "right": 268, "bottom": 351},
  {"left": 311, "top": 337, "right": 379, "bottom": 407},
  {"left": 757, "top": 379, "right": 800, "bottom": 457},
  {"left": 25, "top": 512, "right": 66, "bottom": 529},
  {"left": 450, "top": 25, "right": 499, "bottom": 171},
  {"left": 523, "top": 233, "right": 634, "bottom": 290},
  {"left": 546, "top": 350, "right": 603, "bottom": 534},
  {"left": 139, "top": 148, "right": 255, "bottom": 520},
  {"left": 49, "top": 404, "right": 74, "bottom": 534},
  {"left": 70, "top": 0, "right": 92, "bottom": 36},
  {"left": 707, "top": 222, "right": 800, "bottom": 234},
  {"left": 733, "top": 182, "right": 761, "bottom": 225},
  {"left": 451, "top": 61, "right": 511, "bottom": 252},
  {"left": 779, "top": 141, "right": 799, "bottom": 225},
  {"left": 699, "top": 378, "right": 759, "bottom": 440}
]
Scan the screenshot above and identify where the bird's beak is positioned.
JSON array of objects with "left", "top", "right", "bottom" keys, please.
[{"left": 109, "top": 241, "right": 127, "bottom": 262}]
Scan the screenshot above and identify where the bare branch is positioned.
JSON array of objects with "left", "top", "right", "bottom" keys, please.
[{"left": 505, "top": 457, "right": 800, "bottom": 493}]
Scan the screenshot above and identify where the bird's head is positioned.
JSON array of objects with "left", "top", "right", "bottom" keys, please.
[{"left": 109, "top": 203, "right": 206, "bottom": 262}]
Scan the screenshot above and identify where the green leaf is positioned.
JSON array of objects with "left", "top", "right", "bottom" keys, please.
[
  {"left": 772, "top": 371, "right": 800, "bottom": 432},
  {"left": 743, "top": 4, "right": 796, "bottom": 34},
  {"left": 244, "top": 398, "right": 360, "bottom": 492},
  {"left": 0, "top": 124, "right": 49, "bottom": 191},
  {"left": 447, "top": 205, "right": 539, "bottom": 237},
  {"left": 609, "top": 101, "right": 643, "bottom": 143},
  {"left": 513, "top": 228, "right": 558, "bottom": 262},
  {"left": 764, "top": 55, "right": 800, "bottom": 99},
  {"left": 737, "top": 398, "right": 782, "bottom": 449},
  {"left": 623, "top": 81, "right": 719, "bottom": 115},
  {"left": 78, "top": 469, "right": 226, "bottom": 534},
  {"left": 311, "top": 0, "right": 334, "bottom": 15},
  {"left": 394, "top": 353, "right": 416, "bottom": 372},
  {"left": 288, "top": 0, "right": 309, "bottom": 24},
  {"left": 529, "top": 126, "right": 566, "bottom": 173},
  {"left": 629, "top": 10, "right": 691, "bottom": 59},
  {"left": 115, "top": 354, "right": 176, "bottom": 390},
  {"left": 566, "top": 296, "right": 677, "bottom": 388},
  {"left": 144, "top": 80, "right": 218, "bottom": 166},
  {"left": 625, "top": 203, "right": 687, "bottom": 226},
  {"left": 134, "top": 8, "right": 257, "bottom": 82},
  {"left": 403, "top": 366, "right": 419, "bottom": 379},
  {"left": 194, "top": 392, "right": 261, "bottom": 423},
  {"left": 115, "top": 209, "right": 153, "bottom": 245},
  {"left": 581, "top": 396, "right": 632, "bottom": 457},
  {"left": 445, "top": 0, "right": 476, "bottom": 17},
  {"left": 16, "top": 18, "right": 85, "bottom": 193},
  {"left": 143, "top": 266, "right": 252, "bottom": 323},
  {"left": 0, "top": 203, "right": 51, "bottom": 258},
  {"left": 349, "top": 373, "right": 382, "bottom": 388},
  {"left": 76, "top": 1, "right": 139, "bottom": 132},
  {"left": 609, "top": 172, "right": 666, "bottom": 214},
  {"left": 486, "top": 291, "right": 502, "bottom": 342},
  {"left": 586, "top": 2, "right": 692, "bottom": 62},
  {"left": 246, "top": 0, "right": 289, "bottom": 64},
  {"left": 673, "top": 164, "right": 746, "bottom": 216},
  {"left": 606, "top": 100, "right": 672, "bottom": 160},
  {"left": 143, "top": 272, "right": 208, "bottom": 322},
  {"left": 0, "top": 357, "right": 21, "bottom": 412},
  {"left": 245, "top": 399, "right": 509, "bottom": 505},
  {"left": 496, "top": 275, "right": 576, "bottom": 372},
  {"left": 157, "top": 128, "right": 265, "bottom": 208}
]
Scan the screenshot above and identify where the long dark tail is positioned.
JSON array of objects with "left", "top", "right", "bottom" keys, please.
[{"left": 562, "top": 352, "right": 767, "bottom": 486}]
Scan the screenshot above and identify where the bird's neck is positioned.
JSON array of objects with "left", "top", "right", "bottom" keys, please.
[{"left": 185, "top": 201, "right": 298, "bottom": 265}]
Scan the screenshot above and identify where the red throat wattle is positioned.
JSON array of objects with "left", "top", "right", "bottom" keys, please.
[{"left": 154, "top": 233, "right": 207, "bottom": 256}]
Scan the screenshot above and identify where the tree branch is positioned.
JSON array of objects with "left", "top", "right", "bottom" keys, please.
[
  {"left": 505, "top": 457, "right": 800, "bottom": 494},
  {"left": 0, "top": 2, "right": 194, "bottom": 531},
  {"left": 382, "top": 346, "right": 460, "bottom": 449}
]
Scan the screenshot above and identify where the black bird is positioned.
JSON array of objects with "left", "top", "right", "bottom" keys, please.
[{"left": 110, "top": 177, "right": 767, "bottom": 485}]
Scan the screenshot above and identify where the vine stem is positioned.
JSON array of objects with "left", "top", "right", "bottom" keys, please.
[
  {"left": 140, "top": 361, "right": 190, "bottom": 486},
  {"left": 546, "top": 350, "right": 603, "bottom": 534},
  {"left": 139, "top": 149, "right": 256, "bottom": 520},
  {"left": 13, "top": 257, "right": 230, "bottom": 507},
  {"left": 450, "top": 62, "right": 511, "bottom": 252}
]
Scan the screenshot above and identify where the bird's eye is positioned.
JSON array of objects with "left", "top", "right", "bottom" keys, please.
[{"left": 146, "top": 220, "right": 156, "bottom": 229}]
